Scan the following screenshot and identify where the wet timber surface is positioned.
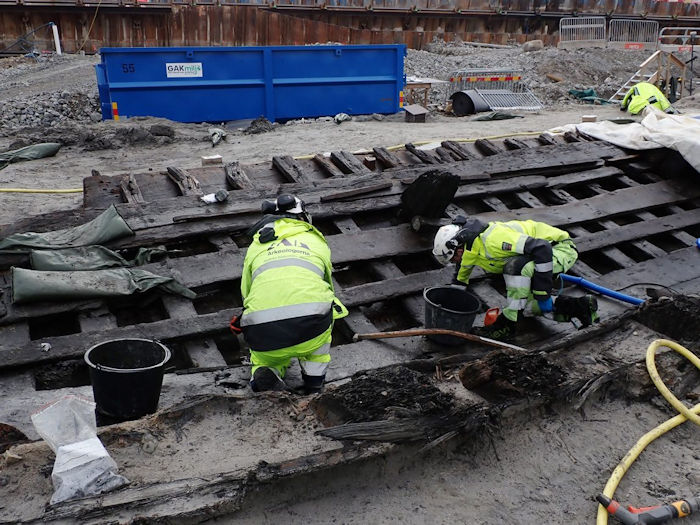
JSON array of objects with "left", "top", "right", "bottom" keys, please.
[{"left": 0, "top": 131, "right": 699, "bottom": 523}]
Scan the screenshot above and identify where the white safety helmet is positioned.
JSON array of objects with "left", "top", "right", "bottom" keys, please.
[
  {"left": 432, "top": 224, "right": 461, "bottom": 266},
  {"left": 261, "top": 194, "right": 312, "bottom": 224}
]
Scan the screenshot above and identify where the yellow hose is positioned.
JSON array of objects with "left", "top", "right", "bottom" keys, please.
[
  {"left": 596, "top": 339, "right": 700, "bottom": 525},
  {"left": 0, "top": 188, "right": 83, "bottom": 194}
]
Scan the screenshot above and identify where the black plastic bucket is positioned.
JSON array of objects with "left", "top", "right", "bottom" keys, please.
[
  {"left": 84, "top": 338, "right": 171, "bottom": 421},
  {"left": 424, "top": 286, "right": 481, "bottom": 345}
]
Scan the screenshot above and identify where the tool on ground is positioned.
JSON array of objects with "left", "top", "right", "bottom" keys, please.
[
  {"left": 596, "top": 494, "right": 700, "bottom": 525},
  {"left": 484, "top": 307, "right": 500, "bottom": 326},
  {"left": 560, "top": 274, "right": 644, "bottom": 305},
  {"left": 596, "top": 339, "right": 700, "bottom": 525},
  {"left": 352, "top": 328, "right": 526, "bottom": 352}
]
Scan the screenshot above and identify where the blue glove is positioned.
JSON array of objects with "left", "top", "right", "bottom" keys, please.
[{"left": 537, "top": 297, "right": 553, "bottom": 313}]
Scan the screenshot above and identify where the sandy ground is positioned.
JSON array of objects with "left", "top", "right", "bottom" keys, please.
[
  {"left": 223, "top": 398, "right": 700, "bottom": 525},
  {"left": 1, "top": 105, "right": 636, "bottom": 224}
]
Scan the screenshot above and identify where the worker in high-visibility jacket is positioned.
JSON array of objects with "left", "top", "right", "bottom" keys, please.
[
  {"left": 620, "top": 82, "right": 675, "bottom": 115},
  {"left": 432, "top": 216, "right": 599, "bottom": 341},
  {"left": 230, "top": 194, "right": 348, "bottom": 393}
]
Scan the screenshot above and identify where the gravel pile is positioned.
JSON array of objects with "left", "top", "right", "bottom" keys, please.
[
  {"left": 0, "top": 90, "right": 102, "bottom": 129},
  {"left": 0, "top": 43, "right": 681, "bottom": 131},
  {"left": 406, "top": 41, "right": 654, "bottom": 107}
]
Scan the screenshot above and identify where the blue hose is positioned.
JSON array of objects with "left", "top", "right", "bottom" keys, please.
[{"left": 560, "top": 274, "right": 645, "bottom": 305}]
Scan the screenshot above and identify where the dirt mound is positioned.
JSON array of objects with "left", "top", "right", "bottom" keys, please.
[
  {"left": 244, "top": 116, "right": 275, "bottom": 135},
  {"left": 635, "top": 295, "right": 700, "bottom": 343},
  {"left": 315, "top": 366, "right": 454, "bottom": 424}
]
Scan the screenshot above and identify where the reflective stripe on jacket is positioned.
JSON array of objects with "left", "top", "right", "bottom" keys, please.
[
  {"left": 240, "top": 217, "right": 347, "bottom": 351},
  {"left": 456, "top": 219, "right": 572, "bottom": 298},
  {"left": 620, "top": 82, "right": 672, "bottom": 115}
]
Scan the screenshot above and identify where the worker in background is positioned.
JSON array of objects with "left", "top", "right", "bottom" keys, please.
[
  {"left": 620, "top": 81, "right": 676, "bottom": 115},
  {"left": 230, "top": 194, "right": 348, "bottom": 394},
  {"left": 432, "top": 216, "right": 599, "bottom": 341}
]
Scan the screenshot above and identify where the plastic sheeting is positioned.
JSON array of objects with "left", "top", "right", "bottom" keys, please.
[
  {"left": 12, "top": 266, "right": 196, "bottom": 304},
  {"left": 0, "top": 143, "right": 61, "bottom": 171},
  {"left": 576, "top": 107, "right": 700, "bottom": 172},
  {"left": 0, "top": 205, "right": 133, "bottom": 252}
]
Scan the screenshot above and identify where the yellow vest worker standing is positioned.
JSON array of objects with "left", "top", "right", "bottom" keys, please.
[
  {"left": 432, "top": 216, "right": 599, "bottom": 341},
  {"left": 230, "top": 194, "right": 348, "bottom": 393},
  {"left": 620, "top": 82, "right": 675, "bottom": 115}
]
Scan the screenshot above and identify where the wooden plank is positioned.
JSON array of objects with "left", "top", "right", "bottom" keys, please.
[
  {"left": 563, "top": 131, "right": 582, "bottom": 143},
  {"left": 320, "top": 182, "right": 393, "bottom": 203},
  {"left": 440, "top": 140, "right": 475, "bottom": 160},
  {"left": 601, "top": 246, "right": 700, "bottom": 291},
  {"left": 477, "top": 180, "right": 700, "bottom": 227},
  {"left": 405, "top": 143, "right": 440, "bottom": 164},
  {"left": 313, "top": 154, "right": 344, "bottom": 178},
  {"left": 545, "top": 166, "right": 623, "bottom": 189},
  {"left": 369, "top": 261, "right": 425, "bottom": 323},
  {"left": 78, "top": 307, "right": 119, "bottom": 333},
  {"left": 161, "top": 295, "right": 227, "bottom": 368},
  {"left": 435, "top": 147, "right": 457, "bottom": 163},
  {"left": 119, "top": 174, "right": 145, "bottom": 204},
  {"left": 330, "top": 151, "right": 370, "bottom": 174},
  {"left": 600, "top": 247, "right": 637, "bottom": 269},
  {"left": 474, "top": 138, "right": 502, "bottom": 156},
  {"left": 224, "top": 161, "right": 254, "bottom": 190},
  {"left": 503, "top": 138, "right": 530, "bottom": 150},
  {"left": 537, "top": 134, "right": 557, "bottom": 146},
  {"left": 372, "top": 147, "right": 403, "bottom": 168},
  {"left": 1, "top": 307, "right": 239, "bottom": 370},
  {"left": 515, "top": 191, "right": 544, "bottom": 208},
  {"left": 572, "top": 209, "right": 700, "bottom": 254},
  {"left": 272, "top": 155, "right": 310, "bottom": 183},
  {"left": 481, "top": 196, "right": 509, "bottom": 212},
  {"left": 166, "top": 167, "right": 202, "bottom": 196}
]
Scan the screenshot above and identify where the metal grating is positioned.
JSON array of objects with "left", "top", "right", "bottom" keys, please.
[{"left": 475, "top": 89, "right": 543, "bottom": 111}]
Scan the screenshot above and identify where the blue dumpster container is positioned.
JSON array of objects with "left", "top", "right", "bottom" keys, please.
[{"left": 95, "top": 45, "right": 406, "bottom": 123}]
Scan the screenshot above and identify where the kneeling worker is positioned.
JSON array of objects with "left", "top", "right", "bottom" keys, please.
[
  {"left": 620, "top": 82, "right": 676, "bottom": 115},
  {"left": 433, "top": 216, "right": 599, "bottom": 340},
  {"left": 231, "top": 194, "right": 348, "bottom": 393}
]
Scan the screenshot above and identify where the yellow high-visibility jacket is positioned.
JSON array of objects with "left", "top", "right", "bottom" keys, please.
[{"left": 621, "top": 82, "right": 672, "bottom": 115}]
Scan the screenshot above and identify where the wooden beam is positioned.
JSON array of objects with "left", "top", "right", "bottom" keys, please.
[
  {"left": 1, "top": 307, "right": 239, "bottom": 370},
  {"left": 224, "top": 161, "right": 254, "bottom": 190},
  {"left": 166, "top": 167, "right": 202, "bottom": 196},
  {"left": 440, "top": 141, "right": 475, "bottom": 160},
  {"left": 330, "top": 151, "right": 370, "bottom": 174},
  {"left": 474, "top": 138, "right": 502, "bottom": 156},
  {"left": 272, "top": 155, "right": 311, "bottom": 183},
  {"left": 313, "top": 154, "right": 345, "bottom": 178},
  {"left": 119, "top": 174, "right": 145, "bottom": 204},
  {"left": 372, "top": 147, "right": 404, "bottom": 168},
  {"left": 405, "top": 143, "right": 440, "bottom": 164}
]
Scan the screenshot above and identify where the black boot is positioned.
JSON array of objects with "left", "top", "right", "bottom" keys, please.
[
  {"left": 473, "top": 313, "right": 518, "bottom": 341},
  {"left": 554, "top": 295, "right": 600, "bottom": 327},
  {"left": 250, "top": 367, "right": 287, "bottom": 392},
  {"left": 301, "top": 373, "right": 325, "bottom": 395}
]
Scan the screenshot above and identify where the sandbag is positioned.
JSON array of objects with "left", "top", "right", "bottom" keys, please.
[
  {"left": 12, "top": 266, "right": 195, "bottom": 304},
  {"left": 0, "top": 143, "right": 61, "bottom": 170},
  {"left": 0, "top": 205, "right": 133, "bottom": 252},
  {"left": 30, "top": 245, "right": 167, "bottom": 271}
]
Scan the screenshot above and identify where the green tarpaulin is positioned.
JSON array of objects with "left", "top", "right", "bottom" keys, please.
[
  {"left": 30, "top": 245, "right": 167, "bottom": 271},
  {"left": 0, "top": 205, "right": 133, "bottom": 252},
  {"left": 0, "top": 143, "right": 62, "bottom": 171},
  {"left": 12, "top": 267, "right": 196, "bottom": 304}
]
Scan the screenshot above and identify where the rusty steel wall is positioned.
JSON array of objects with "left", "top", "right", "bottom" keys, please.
[{"left": 1, "top": 4, "right": 698, "bottom": 53}]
